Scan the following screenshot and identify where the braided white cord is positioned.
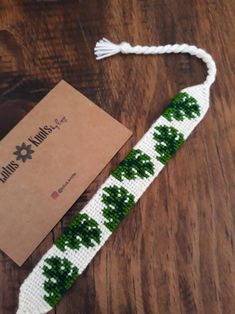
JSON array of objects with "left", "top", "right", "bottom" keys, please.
[{"left": 94, "top": 38, "right": 216, "bottom": 88}]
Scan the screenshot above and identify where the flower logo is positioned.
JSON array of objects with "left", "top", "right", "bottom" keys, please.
[{"left": 13, "top": 143, "right": 34, "bottom": 163}]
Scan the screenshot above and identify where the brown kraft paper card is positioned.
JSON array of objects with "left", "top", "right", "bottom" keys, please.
[{"left": 0, "top": 80, "right": 132, "bottom": 266}]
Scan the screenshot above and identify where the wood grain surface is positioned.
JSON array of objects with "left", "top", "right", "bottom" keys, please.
[{"left": 0, "top": 1, "right": 234, "bottom": 313}]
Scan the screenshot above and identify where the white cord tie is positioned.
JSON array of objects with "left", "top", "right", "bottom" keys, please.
[
  {"left": 94, "top": 38, "right": 216, "bottom": 89},
  {"left": 119, "top": 42, "right": 132, "bottom": 54}
]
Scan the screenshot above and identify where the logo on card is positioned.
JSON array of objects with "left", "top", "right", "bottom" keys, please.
[
  {"left": 13, "top": 143, "right": 35, "bottom": 163},
  {"left": 0, "top": 116, "right": 67, "bottom": 184}
]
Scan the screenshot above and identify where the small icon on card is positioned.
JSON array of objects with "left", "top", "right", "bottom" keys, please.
[{"left": 51, "top": 191, "right": 59, "bottom": 199}]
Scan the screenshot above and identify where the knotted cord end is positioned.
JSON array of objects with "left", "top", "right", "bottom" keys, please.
[{"left": 94, "top": 38, "right": 131, "bottom": 60}]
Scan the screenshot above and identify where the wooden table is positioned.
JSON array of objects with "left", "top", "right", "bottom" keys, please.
[{"left": 0, "top": 1, "right": 234, "bottom": 313}]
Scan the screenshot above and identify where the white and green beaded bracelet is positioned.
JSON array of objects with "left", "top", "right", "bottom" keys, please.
[{"left": 17, "top": 39, "right": 216, "bottom": 314}]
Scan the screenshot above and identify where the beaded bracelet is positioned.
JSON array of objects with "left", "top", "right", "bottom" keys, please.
[{"left": 17, "top": 38, "right": 216, "bottom": 314}]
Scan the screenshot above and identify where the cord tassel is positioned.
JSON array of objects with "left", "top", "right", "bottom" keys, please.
[{"left": 94, "top": 38, "right": 123, "bottom": 59}]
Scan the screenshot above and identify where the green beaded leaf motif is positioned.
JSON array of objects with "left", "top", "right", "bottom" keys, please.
[
  {"left": 102, "top": 185, "right": 135, "bottom": 232},
  {"left": 163, "top": 92, "right": 200, "bottom": 121},
  {"left": 55, "top": 213, "right": 101, "bottom": 252},
  {"left": 42, "top": 256, "right": 79, "bottom": 308},
  {"left": 112, "top": 149, "right": 154, "bottom": 181},
  {"left": 154, "top": 125, "right": 184, "bottom": 165}
]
